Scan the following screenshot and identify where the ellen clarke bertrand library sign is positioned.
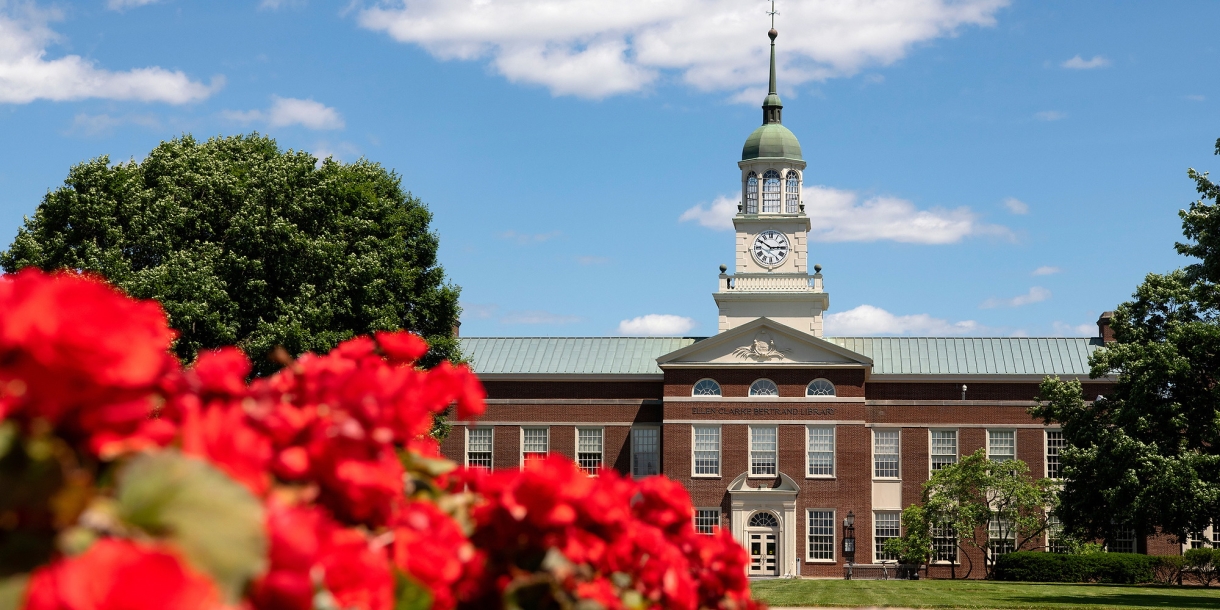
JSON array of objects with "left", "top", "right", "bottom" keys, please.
[{"left": 690, "top": 407, "right": 837, "bottom": 417}]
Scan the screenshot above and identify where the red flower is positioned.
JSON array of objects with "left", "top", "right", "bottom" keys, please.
[
  {"left": 390, "top": 501, "right": 474, "bottom": 610},
  {"left": 22, "top": 539, "right": 222, "bottom": 610}
]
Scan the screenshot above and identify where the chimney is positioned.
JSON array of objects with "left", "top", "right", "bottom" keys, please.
[
  {"left": 452, "top": 319, "right": 461, "bottom": 338},
  {"left": 1097, "top": 311, "right": 1115, "bottom": 343}
]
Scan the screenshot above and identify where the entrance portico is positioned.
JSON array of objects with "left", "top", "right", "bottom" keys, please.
[{"left": 728, "top": 472, "right": 800, "bottom": 578}]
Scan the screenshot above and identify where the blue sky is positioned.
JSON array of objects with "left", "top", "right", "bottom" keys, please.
[{"left": 0, "top": 1, "right": 1217, "bottom": 339}]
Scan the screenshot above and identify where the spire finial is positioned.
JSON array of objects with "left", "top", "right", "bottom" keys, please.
[{"left": 761, "top": 0, "right": 782, "bottom": 124}]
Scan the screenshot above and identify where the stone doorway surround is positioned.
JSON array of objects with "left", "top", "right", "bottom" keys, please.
[{"left": 728, "top": 472, "right": 800, "bottom": 578}]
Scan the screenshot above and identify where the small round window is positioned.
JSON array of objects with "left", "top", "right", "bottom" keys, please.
[
  {"left": 692, "top": 379, "right": 722, "bottom": 397},
  {"left": 749, "top": 379, "right": 779, "bottom": 397},
  {"left": 806, "top": 379, "right": 836, "bottom": 397},
  {"left": 748, "top": 512, "right": 779, "bottom": 527}
]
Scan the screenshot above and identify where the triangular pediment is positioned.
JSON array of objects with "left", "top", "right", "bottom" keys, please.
[{"left": 656, "top": 318, "right": 872, "bottom": 367}]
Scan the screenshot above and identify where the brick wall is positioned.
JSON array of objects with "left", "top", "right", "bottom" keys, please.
[{"left": 664, "top": 368, "right": 865, "bottom": 397}]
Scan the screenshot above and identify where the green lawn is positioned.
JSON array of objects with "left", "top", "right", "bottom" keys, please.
[{"left": 751, "top": 579, "right": 1220, "bottom": 609}]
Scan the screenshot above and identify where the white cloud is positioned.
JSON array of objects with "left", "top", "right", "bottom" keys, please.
[
  {"left": 357, "top": 0, "right": 1009, "bottom": 99},
  {"left": 1002, "top": 197, "right": 1028, "bottom": 214},
  {"left": 1034, "top": 110, "right": 1066, "bottom": 121},
  {"left": 1061, "top": 54, "right": 1109, "bottom": 69},
  {"left": 499, "top": 230, "right": 561, "bottom": 244},
  {"left": 259, "top": 0, "right": 306, "bottom": 8},
  {"left": 0, "top": 6, "right": 218, "bottom": 104},
  {"left": 106, "top": 0, "right": 161, "bottom": 9},
  {"left": 1032, "top": 265, "right": 1060, "bottom": 276},
  {"left": 680, "top": 186, "right": 1010, "bottom": 244},
  {"left": 67, "top": 112, "right": 160, "bottom": 136},
  {"left": 1051, "top": 321, "right": 1096, "bottom": 336},
  {"left": 1185, "top": 95, "right": 1205, "bottom": 102},
  {"left": 459, "top": 302, "right": 498, "bottom": 319},
  {"left": 311, "top": 140, "right": 360, "bottom": 163},
  {"left": 617, "top": 314, "right": 696, "bottom": 336},
  {"left": 980, "top": 286, "right": 1051, "bottom": 309},
  {"left": 224, "top": 96, "right": 345, "bottom": 130},
  {"left": 679, "top": 195, "right": 737, "bottom": 230},
  {"left": 501, "top": 309, "right": 582, "bottom": 325},
  {"left": 825, "top": 304, "right": 982, "bottom": 336}
]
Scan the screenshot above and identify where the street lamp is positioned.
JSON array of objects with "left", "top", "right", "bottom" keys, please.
[{"left": 842, "top": 511, "right": 856, "bottom": 565}]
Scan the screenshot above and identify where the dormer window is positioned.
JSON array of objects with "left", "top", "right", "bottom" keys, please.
[
  {"left": 785, "top": 170, "right": 800, "bottom": 213},
  {"left": 745, "top": 172, "right": 759, "bottom": 213},
  {"left": 762, "top": 170, "right": 782, "bottom": 213},
  {"left": 749, "top": 379, "right": 779, "bottom": 397}
]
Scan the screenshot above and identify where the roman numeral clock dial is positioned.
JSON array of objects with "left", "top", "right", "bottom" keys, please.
[{"left": 751, "top": 230, "right": 790, "bottom": 266}]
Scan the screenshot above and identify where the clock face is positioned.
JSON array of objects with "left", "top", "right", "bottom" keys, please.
[{"left": 752, "top": 230, "right": 790, "bottom": 266}]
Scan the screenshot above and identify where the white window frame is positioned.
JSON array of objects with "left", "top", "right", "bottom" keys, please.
[
  {"left": 805, "top": 425, "right": 835, "bottom": 478},
  {"left": 1045, "top": 429, "right": 1066, "bottom": 479},
  {"left": 874, "top": 511, "right": 902, "bottom": 563},
  {"left": 748, "top": 378, "right": 780, "bottom": 397},
  {"left": 630, "top": 425, "right": 661, "bottom": 478},
  {"left": 1047, "top": 515, "right": 1069, "bottom": 554},
  {"left": 988, "top": 429, "right": 1016, "bottom": 462},
  {"left": 576, "top": 426, "right": 604, "bottom": 475},
  {"left": 929, "top": 428, "right": 958, "bottom": 474},
  {"left": 806, "top": 509, "right": 836, "bottom": 562},
  {"left": 872, "top": 428, "right": 901, "bottom": 480},
  {"left": 931, "top": 521, "right": 959, "bottom": 564},
  {"left": 521, "top": 426, "right": 549, "bottom": 463},
  {"left": 988, "top": 514, "right": 1018, "bottom": 560},
  {"left": 1108, "top": 523, "right": 1137, "bottom": 554},
  {"left": 691, "top": 378, "right": 722, "bottom": 397},
  {"left": 805, "top": 378, "right": 836, "bottom": 397},
  {"left": 1183, "top": 524, "right": 1217, "bottom": 550},
  {"left": 465, "top": 427, "right": 494, "bottom": 470},
  {"left": 784, "top": 170, "right": 801, "bottom": 214},
  {"left": 694, "top": 508, "right": 722, "bottom": 535},
  {"left": 749, "top": 425, "right": 778, "bottom": 477},
  {"left": 691, "top": 425, "right": 721, "bottom": 478}
]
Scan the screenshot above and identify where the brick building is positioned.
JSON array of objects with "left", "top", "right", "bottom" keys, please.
[{"left": 438, "top": 27, "right": 1178, "bottom": 578}]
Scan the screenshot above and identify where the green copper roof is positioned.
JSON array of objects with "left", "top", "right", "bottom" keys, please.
[
  {"left": 459, "top": 336, "right": 1103, "bottom": 377},
  {"left": 742, "top": 123, "right": 803, "bottom": 161}
]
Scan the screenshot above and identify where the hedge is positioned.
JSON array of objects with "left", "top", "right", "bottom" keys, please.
[{"left": 993, "top": 552, "right": 1157, "bottom": 583}]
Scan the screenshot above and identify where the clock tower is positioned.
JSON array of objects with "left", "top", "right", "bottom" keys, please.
[{"left": 713, "top": 25, "right": 829, "bottom": 336}]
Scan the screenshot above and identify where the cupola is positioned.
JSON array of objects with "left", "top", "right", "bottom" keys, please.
[{"left": 741, "top": 27, "right": 803, "bottom": 162}]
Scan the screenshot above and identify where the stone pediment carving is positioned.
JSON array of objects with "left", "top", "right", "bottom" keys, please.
[{"left": 656, "top": 317, "right": 871, "bottom": 368}]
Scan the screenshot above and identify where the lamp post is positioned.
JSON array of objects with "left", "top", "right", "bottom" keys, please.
[{"left": 842, "top": 511, "right": 856, "bottom": 565}]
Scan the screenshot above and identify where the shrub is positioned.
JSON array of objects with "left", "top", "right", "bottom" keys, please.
[
  {"left": 1152, "top": 555, "right": 1187, "bottom": 585},
  {"left": 1185, "top": 548, "right": 1218, "bottom": 587},
  {"left": 993, "top": 551, "right": 1156, "bottom": 584}
]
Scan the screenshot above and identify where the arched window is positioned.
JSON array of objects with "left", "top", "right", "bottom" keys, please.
[
  {"left": 745, "top": 172, "right": 758, "bottom": 213},
  {"left": 806, "top": 379, "right": 836, "bottom": 397},
  {"left": 748, "top": 512, "right": 779, "bottom": 527},
  {"left": 692, "top": 379, "right": 722, "bottom": 397},
  {"left": 762, "top": 170, "right": 782, "bottom": 213},
  {"left": 785, "top": 170, "right": 800, "bottom": 213},
  {"left": 749, "top": 379, "right": 779, "bottom": 397}
]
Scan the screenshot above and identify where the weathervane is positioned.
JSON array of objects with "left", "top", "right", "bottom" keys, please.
[{"left": 767, "top": 0, "right": 779, "bottom": 28}]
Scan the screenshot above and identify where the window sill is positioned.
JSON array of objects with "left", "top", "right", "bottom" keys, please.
[
  {"left": 748, "top": 474, "right": 779, "bottom": 479},
  {"left": 805, "top": 475, "right": 836, "bottom": 480},
  {"left": 692, "top": 474, "right": 722, "bottom": 479},
  {"left": 872, "top": 477, "right": 902, "bottom": 482},
  {"left": 805, "top": 559, "right": 837, "bottom": 564}
]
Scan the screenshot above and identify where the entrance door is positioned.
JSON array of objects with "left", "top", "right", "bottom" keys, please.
[{"left": 748, "top": 531, "right": 778, "bottom": 576}]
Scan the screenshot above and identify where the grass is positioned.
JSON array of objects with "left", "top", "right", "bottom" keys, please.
[{"left": 750, "top": 579, "right": 1220, "bottom": 609}]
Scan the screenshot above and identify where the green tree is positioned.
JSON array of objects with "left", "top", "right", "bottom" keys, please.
[
  {"left": 886, "top": 449, "right": 1057, "bottom": 579},
  {"left": 1, "top": 134, "right": 461, "bottom": 375},
  {"left": 1033, "top": 138, "right": 1220, "bottom": 546}
]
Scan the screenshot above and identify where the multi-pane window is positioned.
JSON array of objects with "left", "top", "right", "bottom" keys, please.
[
  {"left": 1109, "top": 525, "right": 1136, "bottom": 554},
  {"left": 577, "top": 428, "right": 603, "bottom": 474},
  {"left": 785, "top": 170, "right": 800, "bottom": 213},
  {"left": 1047, "top": 516, "right": 1069, "bottom": 553},
  {"left": 1046, "top": 430, "right": 1066, "bottom": 478},
  {"left": 692, "top": 379, "right": 722, "bottom": 396},
  {"left": 930, "top": 430, "right": 958, "bottom": 471},
  {"left": 874, "top": 430, "right": 900, "bottom": 478},
  {"left": 806, "top": 379, "right": 835, "bottom": 396},
  {"left": 932, "top": 523, "right": 958, "bottom": 563},
  {"left": 807, "top": 510, "right": 835, "bottom": 561},
  {"left": 693, "top": 426, "right": 721, "bottom": 476},
  {"left": 989, "top": 516, "right": 1016, "bottom": 558},
  {"left": 749, "top": 379, "right": 779, "bottom": 396},
  {"left": 694, "top": 509, "right": 721, "bottom": 535},
  {"left": 875, "top": 512, "right": 901, "bottom": 561},
  {"left": 745, "top": 172, "right": 759, "bottom": 213},
  {"left": 750, "top": 426, "right": 778, "bottom": 476},
  {"left": 989, "top": 430, "right": 1016, "bottom": 462},
  {"left": 467, "top": 427, "right": 493, "bottom": 469},
  {"left": 762, "top": 169, "right": 782, "bottom": 213},
  {"left": 807, "top": 426, "right": 834, "bottom": 476},
  {"left": 632, "top": 427, "right": 660, "bottom": 477},
  {"left": 522, "top": 428, "right": 548, "bottom": 461}
]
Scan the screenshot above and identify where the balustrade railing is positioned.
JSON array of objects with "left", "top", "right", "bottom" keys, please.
[{"left": 719, "top": 273, "right": 822, "bottom": 292}]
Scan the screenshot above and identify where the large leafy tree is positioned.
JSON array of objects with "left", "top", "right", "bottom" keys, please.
[
  {"left": 1034, "top": 138, "right": 1220, "bottom": 544},
  {"left": 1, "top": 134, "right": 460, "bottom": 374}
]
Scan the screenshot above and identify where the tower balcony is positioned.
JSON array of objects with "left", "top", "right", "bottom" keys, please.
[{"left": 718, "top": 272, "right": 823, "bottom": 293}]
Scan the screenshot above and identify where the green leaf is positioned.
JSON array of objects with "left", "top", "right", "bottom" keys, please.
[
  {"left": 0, "top": 574, "right": 28, "bottom": 610},
  {"left": 115, "top": 451, "right": 266, "bottom": 603},
  {"left": 394, "top": 570, "right": 433, "bottom": 610}
]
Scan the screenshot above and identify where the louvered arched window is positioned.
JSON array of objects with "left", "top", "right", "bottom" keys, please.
[
  {"left": 785, "top": 170, "right": 800, "bottom": 213},
  {"left": 745, "top": 172, "right": 758, "bottom": 213},
  {"left": 762, "top": 170, "right": 782, "bottom": 213}
]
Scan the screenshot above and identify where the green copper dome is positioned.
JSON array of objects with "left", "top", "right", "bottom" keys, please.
[{"left": 742, "top": 123, "right": 802, "bottom": 161}]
